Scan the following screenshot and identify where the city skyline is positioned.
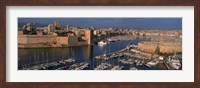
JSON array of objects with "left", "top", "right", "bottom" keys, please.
[{"left": 18, "top": 18, "right": 182, "bottom": 30}]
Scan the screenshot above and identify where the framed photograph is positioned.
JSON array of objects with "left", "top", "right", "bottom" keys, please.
[{"left": 0, "top": 0, "right": 199, "bottom": 88}]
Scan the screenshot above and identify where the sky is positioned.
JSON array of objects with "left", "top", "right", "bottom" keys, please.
[{"left": 18, "top": 18, "right": 182, "bottom": 30}]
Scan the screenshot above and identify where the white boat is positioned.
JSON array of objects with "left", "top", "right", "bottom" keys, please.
[
  {"left": 111, "top": 66, "right": 124, "bottom": 70},
  {"left": 98, "top": 41, "right": 107, "bottom": 46},
  {"left": 107, "top": 39, "right": 113, "bottom": 42},
  {"left": 64, "top": 58, "right": 75, "bottom": 63},
  {"left": 59, "top": 60, "right": 65, "bottom": 64},
  {"left": 94, "top": 63, "right": 113, "bottom": 70},
  {"left": 107, "top": 39, "right": 118, "bottom": 42},
  {"left": 69, "top": 62, "right": 89, "bottom": 70},
  {"left": 130, "top": 67, "right": 138, "bottom": 70},
  {"left": 145, "top": 60, "right": 158, "bottom": 67},
  {"left": 170, "top": 62, "right": 181, "bottom": 70},
  {"left": 145, "top": 62, "right": 156, "bottom": 67},
  {"left": 167, "top": 56, "right": 181, "bottom": 70}
]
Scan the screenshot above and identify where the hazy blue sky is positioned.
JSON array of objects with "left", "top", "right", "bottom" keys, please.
[{"left": 18, "top": 18, "right": 182, "bottom": 30}]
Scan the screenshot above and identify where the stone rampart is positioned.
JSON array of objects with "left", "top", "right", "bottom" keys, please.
[
  {"left": 18, "top": 35, "right": 57, "bottom": 44},
  {"left": 138, "top": 42, "right": 182, "bottom": 53},
  {"left": 18, "top": 35, "right": 88, "bottom": 48}
]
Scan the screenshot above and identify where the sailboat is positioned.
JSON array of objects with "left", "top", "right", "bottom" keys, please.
[{"left": 167, "top": 52, "right": 181, "bottom": 70}]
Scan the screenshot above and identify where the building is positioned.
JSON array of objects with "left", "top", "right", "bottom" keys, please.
[
  {"left": 22, "top": 22, "right": 33, "bottom": 31},
  {"left": 47, "top": 24, "right": 55, "bottom": 32},
  {"left": 66, "top": 25, "right": 69, "bottom": 31},
  {"left": 54, "top": 21, "right": 61, "bottom": 29}
]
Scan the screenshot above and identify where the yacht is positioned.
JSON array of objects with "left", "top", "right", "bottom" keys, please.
[
  {"left": 167, "top": 55, "right": 181, "bottom": 70},
  {"left": 130, "top": 67, "right": 138, "bottom": 70},
  {"left": 111, "top": 66, "right": 124, "bottom": 70},
  {"left": 98, "top": 41, "right": 107, "bottom": 46},
  {"left": 64, "top": 58, "right": 75, "bottom": 63},
  {"left": 145, "top": 60, "right": 159, "bottom": 67},
  {"left": 94, "top": 63, "right": 113, "bottom": 70}
]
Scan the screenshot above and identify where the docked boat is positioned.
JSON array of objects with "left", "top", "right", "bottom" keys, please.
[
  {"left": 111, "top": 66, "right": 124, "bottom": 70},
  {"left": 64, "top": 58, "right": 75, "bottom": 63},
  {"left": 136, "top": 60, "right": 144, "bottom": 66},
  {"left": 167, "top": 55, "right": 181, "bottom": 70},
  {"left": 130, "top": 67, "right": 138, "bottom": 70},
  {"left": 119, "top": 59, "right": 134, "bottom": 64},
  {"left": 95, "top": 54, "right": 110, "bottom": 60},
  {"left": 74, "top": 62, "right": 89, "bottom": 70},
  {"left": 107, "top": 39, "right": 118, "bottom": 42},
  {"left": 58, "top": 60, "right": 66, "bottom": 64},
  {"left": 145, "top": 60, "right": 159, "bottom": 67},
  {"left": 98, "top": 41, "right": 108, "bottom": 46},
  {"left": 94, "top": 63, "right": 113, "bottom": 70},
  {"left": 69, "top": 62, "right": 89, "bottom": 70}
]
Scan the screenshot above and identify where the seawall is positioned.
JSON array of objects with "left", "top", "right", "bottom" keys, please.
[
  {"left": 18, "top": 35, "right": 88, "bottom": 48},
  {"left": 138, "top": 42, "right": 182, "bottom": 54}
]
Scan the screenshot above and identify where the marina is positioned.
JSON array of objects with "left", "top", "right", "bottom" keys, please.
[{"left": 18, "top": 36, "right": 182, "bottom": 70}]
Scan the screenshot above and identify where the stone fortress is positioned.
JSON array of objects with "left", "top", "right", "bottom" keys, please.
[{"left": 18, "top": 21, "right": 93, "bottom": 48}]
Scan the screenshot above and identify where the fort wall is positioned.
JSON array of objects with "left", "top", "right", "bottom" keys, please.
[
  {"left": 18, "top": 35, "right": 57, "bottom": 44},
  {"left": 18, "top": 35, "right": 28, "bottom": 44},
  {"left": 67, "top": 36, "right": 87, "bottom": 46},
  {"left": 57, "top": 37, "right": 68, "bottom": 45},
  {"left": 18, "top": 35, "right": 89, "bottom": 48},
  {"left": 138, "top": 42, "right": 182, "bottom": 53}
]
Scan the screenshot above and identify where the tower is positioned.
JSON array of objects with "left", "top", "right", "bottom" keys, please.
[
  {"left": 85, "top": 29, "right": 93, "bottom": 45},
  {"left": 66, "top": 25, "right": 69, "bottom": 30},
  {"left": 26, "top": 22, "right": 32, "bottom": 31},
  {"left": 47, "top": 24, "right": 55, "bottom": 32},
  {"left": 54, "top": 21, "right": 61, "bottom": 29}
]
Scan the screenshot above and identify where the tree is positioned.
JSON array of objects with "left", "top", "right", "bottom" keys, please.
[{"left": 155, "top": 46, "right": 160, "bottom": 54}]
